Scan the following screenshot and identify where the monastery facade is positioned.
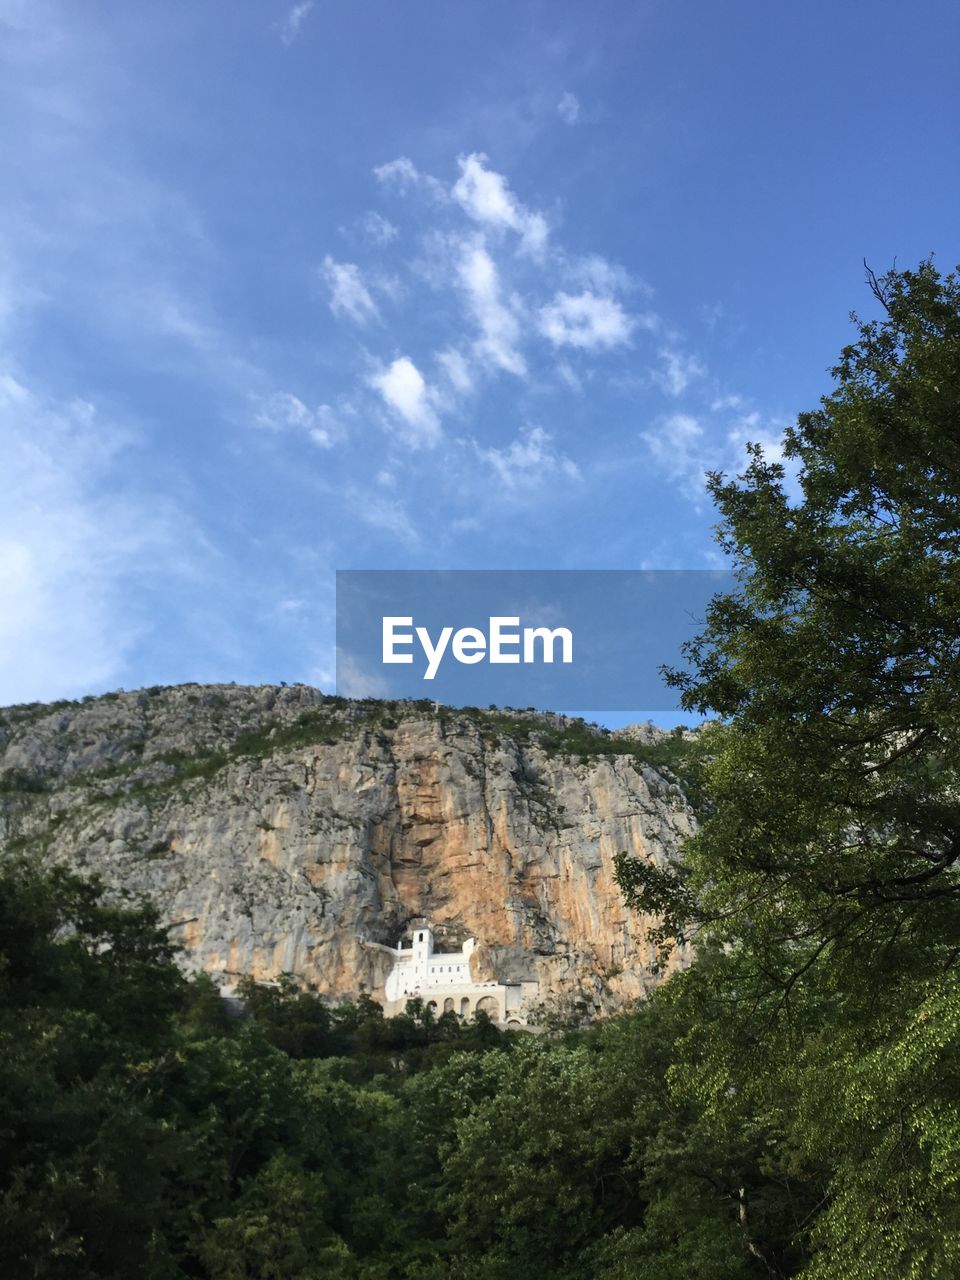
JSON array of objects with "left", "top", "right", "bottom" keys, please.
[{"left": 380, "top": 924, "right": 538, "bottom": 1028}]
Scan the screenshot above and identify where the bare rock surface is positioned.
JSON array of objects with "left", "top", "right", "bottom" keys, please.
[{"left": 0, "top": 685, "right": 698, "bottom": 1015}]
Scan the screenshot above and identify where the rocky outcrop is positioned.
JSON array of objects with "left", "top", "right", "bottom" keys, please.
[{"left": 0, "top": 685, "right": 697, "bottom": 1015}]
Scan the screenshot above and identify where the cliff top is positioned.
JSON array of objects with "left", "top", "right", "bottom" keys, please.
[{"left": 0, "top": 683, "right": 701, "bottom": 795}]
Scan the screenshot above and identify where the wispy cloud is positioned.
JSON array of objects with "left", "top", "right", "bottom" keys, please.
[
  {"left": 251, "top": 392, "right": 342, "bottom": 447},
  {"left": 321, "top": 255, "right": 381, "bottom": 325},
  {"left": 338, "top": 151, "right": 677, "bottom": 491},
  {"left": 710, "top": 392, "right": 745, "bottom": 412},
  {"left": 452, "top": 153, "right": 549, "bottom": 257},
  {"left": 280, "top": 1, "right": 314, "bottom": 46},
  {"left": 556, "top": 361, "right": 583, "bottom": 392},
  {"left": 477, "top": 425, "right": 579, "bottom": 490},
  {"left": 725, "top": 411, "right": 790, "bottom": 470},
  {"left": 0, "top": 7, "right": 274, "bottom": 403},
  {"left": 642, "top": 413, "right": 707, "bottom": 490},
  {"left": 360, "top": 211, "right": 398, "bottom": 245},
  {"left": 374, "top": 157, "right": 421, "bottom": 189},
  {"left": 373, "top": 156, "right": 448, "bottom": 203},
  {"left": 567, "top": 254, "right": 637, "bottom": 296},
  {"left": 642, "top": 407, "right": 793, "bottom": 504},
  {"left": 653, "top": 348, "right": 706, "bottom": 397},
  {"left": 457, "top": 239, "right": 526, "bottom": 376},
  {"left": 348, "top": 488, "right": 421, "bottom": 547},
  {"left": 0, "top": 369, "right": 202, "bottom": 702},
  {"left": 557, "top": 92, "right": 581, "bottom": 125},
  {"left": 437, "top": 347, "right": 474, "bottom": 394},
  {"left": 539, "top": 290, "right": 634, "bottom": 350},
  {"left": 335, "top": 650, "right": 392, "bottom": 698}
]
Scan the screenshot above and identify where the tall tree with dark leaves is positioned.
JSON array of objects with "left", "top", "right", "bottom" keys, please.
[{"left": 618, "top": 260, "right": 960, "bottom": 1278}]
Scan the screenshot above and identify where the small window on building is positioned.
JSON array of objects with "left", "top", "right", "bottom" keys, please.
[{"left": 418, "top": 932, "right": 424, "bottom": 942}]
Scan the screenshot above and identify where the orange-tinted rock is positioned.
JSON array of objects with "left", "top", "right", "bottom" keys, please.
[{"left": 0, "top": 685, "right": 696, "bottom": 1015}]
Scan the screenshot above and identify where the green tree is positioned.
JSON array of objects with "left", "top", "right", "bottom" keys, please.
[
  {"left": 236, "top": 972, "right": 334, "bottom": 1058},
  {"left": 617, "top": 260, "right": 960, "bottom": 1276},
  {"left": 0, "top": 854, "right": 822, "bottom": 1278},
  {"left": 197, "top": 1153, "right": 355, "bottom": 1280},
  {"left": 0, "top": 857, "right": 188, "bottom": 1277}
]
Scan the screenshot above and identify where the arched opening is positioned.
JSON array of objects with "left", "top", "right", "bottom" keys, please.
[
  {"left": 443, "top": 997, "right": 455, "bottom": 1014},
  {"left": 507, "top": 1019, "right": 522, "bottom": 1029},
  {"left": 475, "top": 995, "right": 500, "bottom": 1022},
  {"left": 460, "top": 997, "right": 471, "bottom": 1017}
]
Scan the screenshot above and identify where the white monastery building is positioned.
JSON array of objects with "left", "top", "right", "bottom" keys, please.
[{"left": 379, "top": 924, "right": 538, "bottom": 1028}]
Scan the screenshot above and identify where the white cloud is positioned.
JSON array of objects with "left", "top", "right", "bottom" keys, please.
[
  {"left": 0, "top": 6, "right": 257, "bottom": 399},
  {"left": 369, "top": 269, "right": 404, "bottom": 303},
  {"left": 453, "top": 154, "right": 518, "bottom": 228},
  {"left": 251, "top": 392, "right": 341, "bottom": 447},
  {"left": 252, "top": 391, "right": 311, "bottom": 430},
  {"left": 369, "top": 356, "right": 441, "bottom": 446},
  {"left": 539, "top": 290, "right": 634, "bottom": 350},
  {"left": 641, "top": 410, "right": 794, "bottom": 505},
  {"left": 641, "top": 413, "right": 708, "bottom": 491},
  {"left": 557, "top": 92, "right": 581, "bottom": 125},
  {"left": 477, "top": 425, "right": 580, "bottom": 490},
  {"left": 321, "top": 256, "right": 380, "bottom": 325},
  {"left": 452, "top": 153, "right": 548, "bottom": 257},
  {"left": 519, "top": 212, "right": 550, "bottom": 258},
  {"left": 437, "top": 347, "right": 474, "bottom": 394},
  {"left": 568, "top": 254, "right": 634, "bottom": 296},
  {"left": 0, "top": 370, "right": 200, "bottom": 703},
  {"left": 726, "top": 412, "right": 790, "bottom": 471},
  {"left": 309, "top": 421, "right": 339, "bottom": 449},
  {"left": 711, "top": 393, "right": 745, "bottom": 412},
  {"left": 373, "top": 156, "right": 448, "bottom": 203},
  {"left": 360, "top": 211, "right": 398, "bottom": 245},
  {"left": 458, "top": 240, "right": 526, "bottom": 376},
  {"left": 373, "top": 157, "right": 421, "bottom": 189},
  {"left": 350, "top": 490, "right": 421, "bottom": 546},
  {"left": 281, "top": 1, "right": 314, "bottom": 45},
  {"left": 556, "top": 361, "right": 582, "bottom": 392},
  {"left": 335, "top": 651, "right": 392, "bottom": 698},
  {"left": 653, "top": 348, "right": 706, "bottom": 396}
]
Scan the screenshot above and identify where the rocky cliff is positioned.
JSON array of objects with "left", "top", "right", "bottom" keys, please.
[{"left": 0, "top": 685, "right": 698, "bottom": 1016}]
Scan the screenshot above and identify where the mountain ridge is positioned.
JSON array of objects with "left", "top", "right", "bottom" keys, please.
[{"left": 0, "top": 684, "right": 698, "bottom": 1017}]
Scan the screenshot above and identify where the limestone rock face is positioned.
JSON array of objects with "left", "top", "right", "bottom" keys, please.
[{"left": 0, "top": 685, "right": 696, "bottom": 1015}]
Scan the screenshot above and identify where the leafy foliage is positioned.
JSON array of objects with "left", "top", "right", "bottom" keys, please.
[
  {"left": 617, "top": 259, "right": 960, "bottom": 1276},
  {"left": 0, "top": 856, "right": 820, "bottom": 1278}
]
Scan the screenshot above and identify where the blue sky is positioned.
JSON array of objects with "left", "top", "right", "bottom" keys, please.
[{"left": 1, "top": 0, "right": 958, "bottom": 720}]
